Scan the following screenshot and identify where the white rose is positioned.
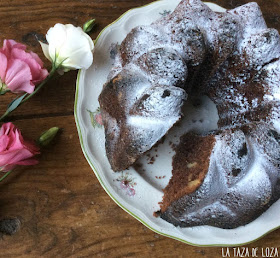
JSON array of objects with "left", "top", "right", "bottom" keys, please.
[{"left": 40, "top": 23, "right": 94, "bottom": 70}]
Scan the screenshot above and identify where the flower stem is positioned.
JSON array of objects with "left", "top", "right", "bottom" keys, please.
[
  {"left": 0, "top": 170, "right": 12, "bottom": 182},
  {"left": 0, "top": 65, "right": 58, "bottom": 122},
  {"left": 22, "top": 66, "right": 57, "bottom": 104}
]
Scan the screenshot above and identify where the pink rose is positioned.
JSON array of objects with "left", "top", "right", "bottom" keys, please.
[
  {"left": 0, "top": 39, "right": 48, "bottom": 94},
  {"left": 0, "top": 123, "right": 40, "bottom": 172}
]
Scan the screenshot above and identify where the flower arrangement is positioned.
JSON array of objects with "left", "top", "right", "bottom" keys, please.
[{"left": 0, "top": 20, "right": 95, "bottom": 182}]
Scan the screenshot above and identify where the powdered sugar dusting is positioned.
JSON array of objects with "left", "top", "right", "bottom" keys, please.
[{"left": 228, "top": 2, "right": 267, "bottom": 48}]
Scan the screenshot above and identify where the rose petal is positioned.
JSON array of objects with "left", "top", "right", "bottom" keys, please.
[
  {"left": 0, "top": 148, "right": 36, "bottom": 167},
  {"left": 29, "top": 51, "right": 44, "bottom": 67},
  {"left": 0, "top": 51, "right": 8, "bottom": 82},
  {"left": 0, "top": 123, "right": 40, "bottom": 170},
  {"left": 32, "top": 68, "right": 49, "bottom": 84},
  {"left": 11, "top": 48, "right": 40, "bottom": 77},
  {"left": 46, "top": 23, "right": 68, "bottom": 62},
  {"left": 3, "top": 39, "right": 26, "bottom": 56},
  {"left": 39, "top": 41, "right": 52, "bottom": 62},
  {"left": 5, "top": 58, "right": 34, "bottom": 93},
  {"left": 0, "top": 122, "right": 13, "bottom": 136},
  {"left": 0, "top": 135, "right": 9, "bottom": 152},
  {"left": 56, "top": 25, "right": 93, "bottom": 69},
  {"left": 11, "top": 48, "right": 48, "bottom": 83},
  {"left": 8, "top": 129, "right": 24, "bottom": 151}
]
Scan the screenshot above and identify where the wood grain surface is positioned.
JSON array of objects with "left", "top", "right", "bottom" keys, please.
[{"left": 0, "top": 0, "right": 280, "bottom": 257}]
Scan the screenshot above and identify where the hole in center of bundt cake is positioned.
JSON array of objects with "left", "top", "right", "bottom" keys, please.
[{"left": 133, "top": 95, "right": 219, "bottom": 192}]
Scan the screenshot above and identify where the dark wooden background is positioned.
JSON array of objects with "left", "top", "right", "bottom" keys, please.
[{"left": 0, "top": 0, "right": 280, "bottom": 257}]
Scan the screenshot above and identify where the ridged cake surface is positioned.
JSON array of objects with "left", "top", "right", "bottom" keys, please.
[{"left": 98, "top": 0, "right": 280, "bottom": 228}]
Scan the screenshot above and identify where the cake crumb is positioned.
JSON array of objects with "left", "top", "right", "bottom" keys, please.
[
  {"left": 148, "top": 156, "right": 155, "bottom": 164},
  {"left": 153, "top": 211, "right": 160, "bottom": 217},
  {"left": 155, "top": 175, "right": 166, "bottom": 179},
  {"left": 169, "top": 142, "right": 177, "bottom": 151}
]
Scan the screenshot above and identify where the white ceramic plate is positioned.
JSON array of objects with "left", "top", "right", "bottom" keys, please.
[{"left": 74, "top": 0, "right": 280, "bottom": 246}]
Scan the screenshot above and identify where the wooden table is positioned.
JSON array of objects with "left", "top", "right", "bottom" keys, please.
[{"left": 0, "top": 0, "right": 280, "bottom": 257}]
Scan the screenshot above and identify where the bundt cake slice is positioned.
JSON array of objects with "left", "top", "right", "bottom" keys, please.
[
  {"left": 159, "top": 133, "right": 216, "bottom": 214},
  {"left": 160, "top": 125, "right": 280, "bottom": 229}
]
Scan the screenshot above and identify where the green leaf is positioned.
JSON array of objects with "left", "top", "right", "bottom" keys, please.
[
  {"left": 87, "top": 109, "right": 97, "bottom": 128},
  {"left": 7, "top": 93, "right": 27, "bottom": 113}
]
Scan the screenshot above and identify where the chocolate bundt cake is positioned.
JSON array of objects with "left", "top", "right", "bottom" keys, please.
[{"left": 98, "top": 0, "right": 280, "bottom": 228}]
